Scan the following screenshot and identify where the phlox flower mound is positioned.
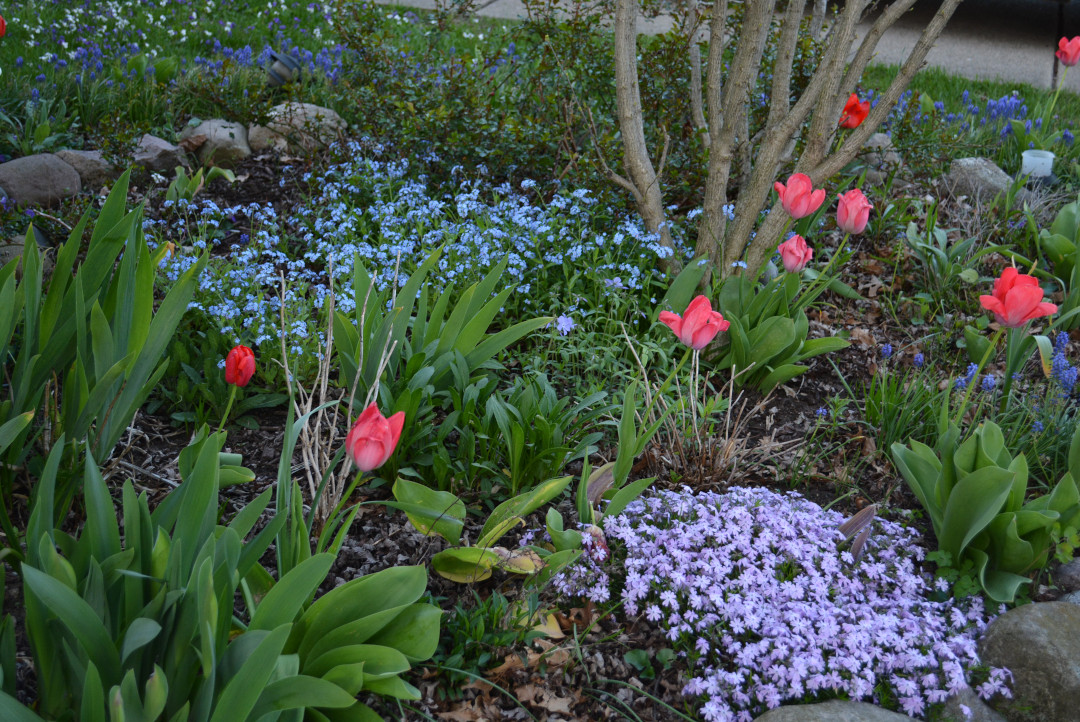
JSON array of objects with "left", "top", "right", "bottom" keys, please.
[{"left": 554, "top": 487, "right": 1011, "bottom": 721}]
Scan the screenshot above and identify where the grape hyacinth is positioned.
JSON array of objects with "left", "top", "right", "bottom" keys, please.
[{"left": 553, "top": 487, "right": 1010, "bottom": 721}]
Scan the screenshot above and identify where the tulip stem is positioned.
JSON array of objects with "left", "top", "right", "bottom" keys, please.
[
  {"left": 953, "top": 327, "right": 1004, "bottom": 426},
  {"left": 690, "top": 349, "right": 701, "bottom": 443},
  {"left": 218, "top": 385, "right": 238, "bottom": 434}
]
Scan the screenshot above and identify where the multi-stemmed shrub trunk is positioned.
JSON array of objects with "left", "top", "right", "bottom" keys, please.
[{"left": 611, "top": 0, "right": 964, "bottom": 278}]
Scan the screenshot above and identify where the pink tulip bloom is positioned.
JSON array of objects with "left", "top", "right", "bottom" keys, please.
[
  {"left": 777, "top": 235, "right": 813, "bottom": 273},
  {"left": 1058, "top": 36, "right": 1080, "bottom": 67},
  {"left": 979, "top": 268, "right": 1058, "bottom": 328},
  {"left": 836, "top": 189, "right": 874, "bottom": 235},
  {"left": 774, "top": 173, "right": 826, "bottom": 220},
  {"left": 345, "top": 403, "right": 405, "bottom": 472},
  {"left": 659, "top": 295, "right": 730, "bottom": 350}
]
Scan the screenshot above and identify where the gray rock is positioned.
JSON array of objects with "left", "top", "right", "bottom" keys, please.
[
  {"left": 1054, "top": 558, "right": 1080, "bottom": 592},
  {"left": 134, "top": 134, "right": 188, "bottom": 173},
  {"left": 752, "top": 700, "right": 916, "bottom": 721},
  {"left": 1059, "top": 589, "right": 1080, "bottom": 605},
  {"left": 946, "top": 157, "right": 1036, "bottom": 206},
  {"left": 978, "top": 601, "right": 1080, "bottom": 722},
  {"left": 247, "top": 124, "right": 288, "bottom": 153},
  {"left": 859, "top": 132, "right": 903, "bottom": 186},
  {"left": 941, "top": 687, "right": 1007, "bottom": 722},
  {"left": 264, "top": 102, "right": 345, "bottom": 152},
  {"left": 179, "top": 119, "right": 251, "bottom": 168},
  {"left": 54, "top": 149, "right": 117, "bottom": 190},
  {"left": 0, "top": 153, "right": 81, "bottom": 207}
]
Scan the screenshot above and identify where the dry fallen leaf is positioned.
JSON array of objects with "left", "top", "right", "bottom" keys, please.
[
  {"left": 514, "top": 683, "right": 574, "bottom": 714},
  {"left": 178, "top": 134, "right": 207, "bottom": 152}
]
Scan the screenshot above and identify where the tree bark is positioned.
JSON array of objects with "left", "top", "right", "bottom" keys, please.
[{"left": 613, "top": 0, "right": 675, "bottom": 263}]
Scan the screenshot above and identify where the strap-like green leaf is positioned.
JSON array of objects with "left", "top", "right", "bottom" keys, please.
[
  {"left": 250, "top": 554, "right": 334, "bottom": 631},
  {"left": 22, "top": 566, "right": 121, "bottom": 683},
  {"left": 209, "top": 625, "right": 292, "bottom": 722}
]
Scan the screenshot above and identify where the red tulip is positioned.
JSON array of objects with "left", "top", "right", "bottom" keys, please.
[
  {"left": 836, "top": 189, "right": 874, "bottom": 235},
  {"left": 774, "top": 173, "right": 826, "bottom": 220},
  {"left": 659, "top": 295, "right": 730, "bottom": 350},
  {"left": 839, "top": 93, "right": 870, "bottom": 129},
  {"left": 979, "top": 268, "right": 1058, "bottom": 328},
  {"left": 1058, "top": 36, "right": 1080, "bottom": 67},
  {"left": 0, "top": 16, "right": 7, "bottom": 39},
  {"left": 777, "top": 235, "right": 813, "bottom": 273},
  {"left": 224, "top": 345, "right": 255, "bottom": 387},
  {"left": 345, "top": 403, "right": 405, "bottom": 472}
]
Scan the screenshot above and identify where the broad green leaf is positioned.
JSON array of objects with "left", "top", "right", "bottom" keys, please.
[
  {"left": 293, "top": 566, "right": 427, "bottom": 659},
  {"left": 250, "top": 554, "right": 334, "bottom": 631},
  {"left": 120, "top": 618, "right": 162, "bottom": 664},
  {"left": 250, "top": 675, "right": 357, "bottom": 717},
  {"left": 545, "top": 508, "right": 582, "bottom": 552},
  {"left": 939, "top": 466, "right": 1015, "bottom": 560},
  {"left": 362, "top": 604, "right": 441, "bottom": 662},
  {"left": 603, "top": 476, "right": 655, "bottom": 521},
  {"left": 361, "top": 675, "right": 420, "bottom": 700},
  {"left": 209, "top": 625, "right": 292, "bottom": 722},
  {"left": 431, "top": 547, "right": 500, "bottom": 583},
  {"left": 478, "top": 476, "right": 571, "bottom": 548},
  {"left": 389, "top": 479, "right": 465, "bottom": 544},
  {"left": 757, "top": 364, "right": 808, "bottom": 392}
]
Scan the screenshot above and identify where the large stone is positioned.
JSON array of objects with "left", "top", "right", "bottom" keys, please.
[
  {"left": 941, "top": 687, "right": 1007, "bottom": 722},
  {"left": 248, "top": 124, "right": 288, "bottom": 153},
  {"left": 752, "top": 701, "right": 916, "bottom": 721},
  {"left": 1053, "top": 557, "right": 1080, "bottom": 592},
  {"left": 261, "top": 102, "right": 346, "bottom": 152},
  {"left": 945, "top": 157, "right": 1036, "bottom": 206},
  {"left": 978, "top": 601, "right": 1080, "bottom": 722},
  {"left": 179, "top": 119, "right": 251, "bottom": 168},
  {"left": 55, "top": 149, "right": 117, "bottom": 190},
  {"left": 0, "top": 153, "right": 81, "bottom": 207},
  {"left": 134, "top": 134, "right": 188, "bottom": 173},
  {"left": 859, "top": 132, "right": 904, "bottom": 186}
]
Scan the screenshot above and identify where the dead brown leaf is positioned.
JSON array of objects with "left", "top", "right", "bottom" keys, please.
[{"left": 178, "top": 134, "right": 207, "bottom": 152}]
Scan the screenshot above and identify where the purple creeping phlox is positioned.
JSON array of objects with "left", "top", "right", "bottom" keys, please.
[{"left": 552, "top": 487, "right": 1011, "bottom": 721}]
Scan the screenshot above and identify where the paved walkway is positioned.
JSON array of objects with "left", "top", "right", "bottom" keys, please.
[{"left": 376, "top": 0, "right": 1080, "bottom": 91}]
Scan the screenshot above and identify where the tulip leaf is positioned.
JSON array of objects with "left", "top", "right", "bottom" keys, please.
[
  {"left": 120, "top": 618, "right": 162, "bottom": 664},
  {"left": 939, "top": 466, "right": 1015, "bottom": 560},
  {"left": 431, "top": 547, "right": 500, "bottom": 583},
  {"left": 250, "top": 554, "right": 334, "bottom": 631},
  {"left": 209, "top": 625, "right": 292, "bottom": 722},
  {"left": 363, "top": 604, "right": 442, "bottom": 662},
  {"left": 387, "top": 479, "right": 465, "bottom": 544},
  {"left": 250, "top": 675, "right": 358, "bottom": 717},
  {"left": 478, "top": 476, "right": 571, "bottom": 548}
]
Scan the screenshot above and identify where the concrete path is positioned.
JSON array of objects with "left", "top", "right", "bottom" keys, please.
[{"left": 376, "top": 0, "right": 1080, "bottom": 91}]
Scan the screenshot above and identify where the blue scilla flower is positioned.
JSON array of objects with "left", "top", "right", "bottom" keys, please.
[{"left": 815, "top": 407, "right": 829, "bottom": 418}]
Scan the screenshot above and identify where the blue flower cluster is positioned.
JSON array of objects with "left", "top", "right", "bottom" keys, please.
[{"left": 148, "top": 140, "right": 687, "bottom": 356}]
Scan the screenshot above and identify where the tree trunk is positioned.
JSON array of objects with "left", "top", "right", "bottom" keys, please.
[{"left": 613, "top": 0, "right": 675, "bottom": 262}]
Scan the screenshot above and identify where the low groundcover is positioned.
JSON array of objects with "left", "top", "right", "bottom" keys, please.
[{"left": 554, "top": 486, "right": 1013, "bottom": 721}]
